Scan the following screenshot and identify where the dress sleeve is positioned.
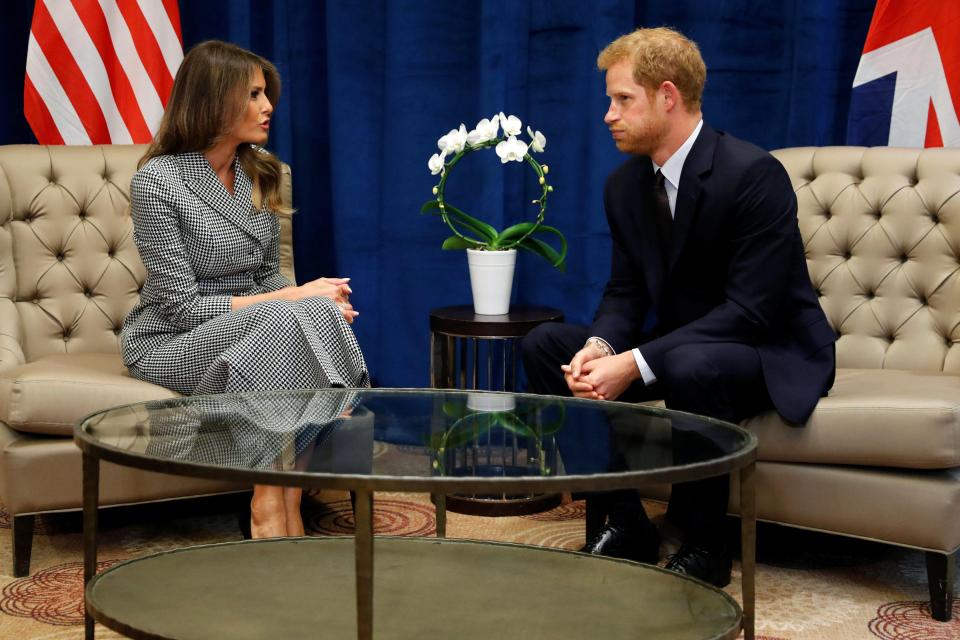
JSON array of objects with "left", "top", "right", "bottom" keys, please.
[{"left": 130, "top": 168, "right": 233, "bottom": 330}]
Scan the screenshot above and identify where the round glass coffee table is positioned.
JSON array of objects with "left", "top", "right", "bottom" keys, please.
[{"left": 75, "top": 388, "right": 758, "bottom": 640}]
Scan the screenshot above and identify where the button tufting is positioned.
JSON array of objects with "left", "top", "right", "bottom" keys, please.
[
  {"left": 84, "top": 290, "right": 92, "bottom": 297},
  {"left": 56, "top": 254, "right": 64, "bottom": 261},
  {"left": 113, "top": 327, "right": 121, "bottom": 335},
  {"left": 900, "top": 255, "right": 908, "bottom": 263},
  {"left": 865, "top": 291, "right": 875, "bottom": 299},
  {"left": 843, "top": 251, "right": 852, "bottom": 260},
  {"left": 78, "top": 211, "right": 86, "bottom": 219}
]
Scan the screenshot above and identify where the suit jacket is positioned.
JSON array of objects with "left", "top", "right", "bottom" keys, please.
[
  {"left": 121, "top": 149, "right": 293, "bottom": 367},
  {"left": 589, "top": 124, "right": 836, "bottom": 424}
]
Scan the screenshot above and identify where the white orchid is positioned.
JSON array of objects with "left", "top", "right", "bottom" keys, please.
[
  {"left": 499, "top": 112, "right": 522, "bottom": 136},
  {"left": 437, "top": 124, "right": 469, "bottom": 155},
  {"left": 527, "top": 126, "right": 546, "bottom": 153},
  {"left": 428, "top": 152, "right": 446, "bottom": 175},
  {"left": 467, "top": 115, "right": 500, "bottom": 145},
  {"left": 495, "top": 135, "right": 528, "bottom": 163}
]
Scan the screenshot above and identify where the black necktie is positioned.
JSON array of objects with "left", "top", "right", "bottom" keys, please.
[{"left": 653, "top": 169, "right": 673, "bottom": 266}]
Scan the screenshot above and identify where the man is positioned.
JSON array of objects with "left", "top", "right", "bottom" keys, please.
[{"left": 522, "top": 27, "right": 836, "bottom": 587}]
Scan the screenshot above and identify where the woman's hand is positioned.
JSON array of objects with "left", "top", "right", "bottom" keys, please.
[
  {"left": 295, "top": 277, "right": 351, "bottom": 304},
  {"left": 297, "top": 277, "right": 358, "bottom": 324},
  {"left": 232, "top": 276, "right": 359, "bottom": 323}
]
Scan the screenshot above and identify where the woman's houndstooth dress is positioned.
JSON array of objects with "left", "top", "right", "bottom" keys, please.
[{"left": 121, "top": 150, "right": 369, "bottom": 397}]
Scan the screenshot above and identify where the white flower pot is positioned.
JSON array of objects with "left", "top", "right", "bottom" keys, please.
[
  {"left": 467, "top": 248, "right": 516, "bottom": 315},
  {"left": 466, "top": 392, "right": 517, "bottom": 413}
]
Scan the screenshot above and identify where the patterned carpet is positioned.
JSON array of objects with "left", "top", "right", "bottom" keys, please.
[{"left": 0, "top": 492, "right": 957, "bottom": 639}]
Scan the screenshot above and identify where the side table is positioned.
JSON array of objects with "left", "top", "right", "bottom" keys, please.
[
  {"left": 429, "top": 305, "right": 563, "bottom": 515},
  {"left": 429, "top": 305, "right": 563, "bottom": 390}
]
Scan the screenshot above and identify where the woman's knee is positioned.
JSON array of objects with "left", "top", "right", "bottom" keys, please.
[{"left": 240, "top": 299, "right": 301, "bottom": 330}]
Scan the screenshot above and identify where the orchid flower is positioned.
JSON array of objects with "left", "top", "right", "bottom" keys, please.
[
  {"left": 467, "top": 115, "right": 500, "bottom": 145},
  {"left": 499, "top": 112, "right": 522, "bottom": 136},
  {"left": 527, "top": 126, "right": 546, "bottom": 153},
  {"left": 438, "top": 124, "right": 469, "bottom": 155},
  {"left": 428, "top": 152, "right": 446, "bottom": 175},
  {"left": 495, "top": 135, "right": 528, "bottom": 163}
]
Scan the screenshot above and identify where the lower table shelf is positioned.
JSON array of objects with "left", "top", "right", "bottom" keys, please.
[{"left": 86, "top": 536, "right": 741, "bottom": 640}]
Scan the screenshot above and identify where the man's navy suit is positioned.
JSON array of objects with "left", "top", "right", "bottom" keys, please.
[{"left": 523, "top": 123, "right": 836, "bottom": 542}]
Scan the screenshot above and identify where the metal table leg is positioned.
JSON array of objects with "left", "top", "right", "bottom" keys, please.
[
  {"left": 83, "top": 452, "right": 100, "bottom": 640},
  {"left": 433, "top": 493, "right": 447, "bottom": 538},
  {"left": 740, "top": 460, "right": 756, "bottom": 640},
  {"left": 354, "top": 489, "right": 374, "bottom": 640}
]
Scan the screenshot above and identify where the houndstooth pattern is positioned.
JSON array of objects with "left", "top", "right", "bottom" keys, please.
[
  {"left": 121, "top": 148, "right": 368, "bottom": 395},
  {"left": 143, "top": 390, "right": 361, "bottom": 470}
]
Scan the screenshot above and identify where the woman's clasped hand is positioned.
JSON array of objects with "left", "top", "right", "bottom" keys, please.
[{"left": 291, "top": 277, "right": 359, "bottom": 323}]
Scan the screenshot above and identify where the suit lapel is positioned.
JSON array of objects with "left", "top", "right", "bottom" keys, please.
[
  {"left": 667, "top": 124, "right": 717, "bottom": 274},
  {"left": 178, "top": 151, "right": 257, "bottom": 240}
]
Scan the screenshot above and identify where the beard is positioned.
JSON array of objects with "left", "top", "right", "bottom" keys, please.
[{"left": 613, "top": 114, "right": 669, "bottom": 156}]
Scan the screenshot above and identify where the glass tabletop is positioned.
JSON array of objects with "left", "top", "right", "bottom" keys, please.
[{"left": 75, "top": 388, "right": 756, "bottom": 493}]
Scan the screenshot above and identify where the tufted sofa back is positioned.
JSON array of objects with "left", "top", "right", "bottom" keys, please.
[
  {"left": 773, "top": 147, "right": 960, "bottom": 373},
  {"left": 0, "top": 144, "right": 295, "bottom": 370}
]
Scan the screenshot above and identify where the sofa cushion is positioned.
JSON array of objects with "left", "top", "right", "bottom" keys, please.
[
  {"left": 745, "top": 368, "right": 960, "bottom": 469},
  {"left": 0, "top": 353, "right": 177, "bottom": 436}
]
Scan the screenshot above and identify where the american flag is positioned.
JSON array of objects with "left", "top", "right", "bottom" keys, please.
[{"left": 24, "top": 0, "right": 183, "bottom": 145}]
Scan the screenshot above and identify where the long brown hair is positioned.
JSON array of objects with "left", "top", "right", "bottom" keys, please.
[{"left": 142, "top": 40, "right": 291, "bottom": 214}]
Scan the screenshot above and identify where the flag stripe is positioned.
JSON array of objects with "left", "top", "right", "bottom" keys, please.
[
  {"left": 115, "top": 0, "right": 174, "bottom": 103},
  {"left": 45, "top": 0, "right": 132, "bottom": 143},
  {"left": 25, "top": 32, "right": 90, "bottom": 144},
  {"left": 160, "top": 0, "right": 182, "bottom": 45},
  {"left": 71, "top": 0, "right": 153, "bottom": 142},
  {"left": 30, "top": 1, "right": 109, "bottom": 143},
  {"left": 24, "top": 75, "right": 65, "bottom": 145},
  {"left": 97, "top": 0, "right": 167, "bottom": 138},
  {"left": 138, "top": 0, "right": 184, "bottom": 83},
  {"left": 24, "top": 0, "right": 182, "bottom": 145}
]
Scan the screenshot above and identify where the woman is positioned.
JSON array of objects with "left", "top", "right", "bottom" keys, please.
[{"left": 121, "top": 40, "right": 369, "bottom": 538}]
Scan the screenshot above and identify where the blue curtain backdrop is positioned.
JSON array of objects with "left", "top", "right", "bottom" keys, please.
[{"left": 0, "top": 0, "right": 875, "bottom": 388}]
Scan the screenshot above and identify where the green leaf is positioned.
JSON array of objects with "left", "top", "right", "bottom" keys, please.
[
  {"left": 517, "top": 225, "right": 567, "bottom": 271},
  {"left": 421, "top": 200, "right": 441, "bottom": 214},
  {"left": 442, "top": 202, "right": 498, "bottom": 242},
  {"left": 442, "top": 236, "right": 478, "bottom": 250},
  {"left": 441, "top": 400, "right": 468, "bottom": 419},
  {"left": 498, "top": 411, "right": 536, "bottom": 439},
  {"left": 495, "top": 222, "right": 538, "bottom": 244},
  {"left": 443, "top": 412, "right": 498, "bottom": 448}
]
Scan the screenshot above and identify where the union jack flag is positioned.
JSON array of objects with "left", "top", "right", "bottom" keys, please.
[{"left": 847, "top": 0, "right": 960, "bottom": 147}]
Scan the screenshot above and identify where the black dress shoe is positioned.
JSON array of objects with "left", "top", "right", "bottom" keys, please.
[
  {"left": 663, "top": 544, "right": 732, "bottom": 587},
  {"left": 579, "top": 521, "right": 660, "bottom": 564}
]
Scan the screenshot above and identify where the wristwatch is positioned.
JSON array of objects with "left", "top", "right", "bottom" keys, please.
[{"left": 585, "top": 337, "right": 614, "bottom": 357}]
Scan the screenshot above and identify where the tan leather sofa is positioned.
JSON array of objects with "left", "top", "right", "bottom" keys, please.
[
  {"left": 733, "top": 147, "right": 960, "bottom": 622},
  {"left": 0, "top": 144, "right": 296, "bottom": 576}
]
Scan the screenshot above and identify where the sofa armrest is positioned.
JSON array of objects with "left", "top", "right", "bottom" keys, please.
[{"left": 0, "top": 300, "right": 25, "bottom": 374}]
